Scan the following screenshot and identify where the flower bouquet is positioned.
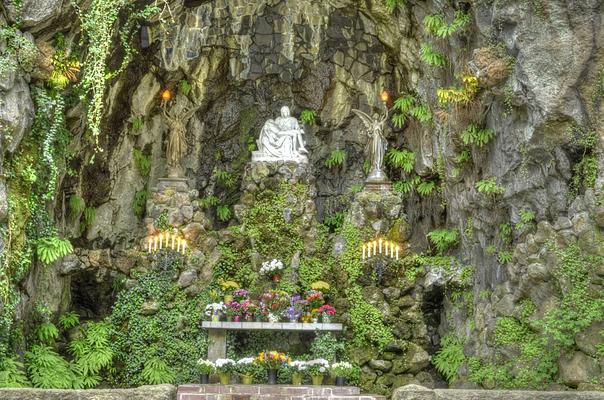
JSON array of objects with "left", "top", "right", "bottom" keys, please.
[
  {"left": 288, "top": 360, "right": 308, "bottom": 385},
  {"left": 225, "top": 300, "right": 242, "bottom": 322},
  {"left": 306, "top": 358, "right": 329, "bottom": 385},
  {"left": 196, "top": 359, "right": 215, "bottom": 384},
  {"left": 283, "top": 294, "right": 307, "bottom": 322},
  {"left": 316, "top": 304, "right": 336, "bottom": 323},
  {"left": 232, "top": 289, "right": 250, "bottom": 302},
  {"left": 235, "top": 357, "right": 257, "bottom": 384},
  {"left": 256, "top": 351, "right": 290, "bottom": 384},
  {"left": 215, "top": 358, "right": 236, "bottom": 384},
  {"left": 260, "top": 290, "right": 289, "bottom": 321},
  {"left": 205, "top": 302, "right": 226, "bottom": 322},
  {"left": 260, "top": 259, "right": 284, "bottom": 282},
  {"left": 241, "top": 299, "right": 261, "bottom": 321},
  {"left": 220, "top": 280, "right": 240, "bottom": 302},
  {"left": 331, "top": 361, "right": 355, "bottom": 386}
]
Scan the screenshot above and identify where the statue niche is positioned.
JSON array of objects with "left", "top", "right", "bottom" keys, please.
[{"left": 252, "top": 106, "right": 309, "bottom": 163}]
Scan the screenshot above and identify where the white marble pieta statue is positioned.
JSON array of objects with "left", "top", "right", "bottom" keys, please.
[{"left": 252, "top": 106, "right": 309, "bottom": 163}]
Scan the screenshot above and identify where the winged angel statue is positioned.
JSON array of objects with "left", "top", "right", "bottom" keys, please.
[{"left": 352, "top": 107, "right": 389, "bottom": 181}]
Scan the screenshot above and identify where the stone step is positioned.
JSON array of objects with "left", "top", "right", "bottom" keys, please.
[{"left": 177, "top": 385, "right": 385, "bottom": 400}]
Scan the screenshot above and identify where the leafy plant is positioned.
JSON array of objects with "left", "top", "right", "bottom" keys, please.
[
  {"left": 49, "top": 53, "right": 80, "bottom": 89},
  {"left": 432, "top": 334, "right": 465, "bottom": 384},
  {"left": 427, "top": 229, "right": 459, "bottom": 254},
  {"left": 199, "top": 195, "right": 219, "bottom": 209},
  {"left": 437, "top": 74, "right": 479, "bottom": 106},
  {"left": 36, "top": 236, "right": 73, "bottom": 265},
  {"left": 217, "top": 205, "right": 232, "bottom": 222},
  {"left": 178, "top": 79, "right": 192, "bottom": 96},
  {"left": 324, "top": 212, "right": 345, "bottom": 230},
  {"left": 37, "top": 322, "right": 59, "bottom": 344},
  {"left": 391, "top": 94, "right": 432, "bottom": 127},
  {"left": 25, "top": 344, "right": 76, "bottom": 389},
  {"left": 420, "top": 43, "right": 446, "bottom": 67},
  {"left": 393, "top": 177, "right": 420, "bottom": 195},
  {"left": 475, "top": 177, "right": 505, "bottom": 196},
  {"left": 325, "top": 149, "right": 346, "bottom": 168},
  {"left": 385, "top": 0, "right": 405, "bottom": 13},
  {"left": 69, "top": 195, "right": 86, "bottom": 217},
  {"left": 69, "top": 321, "right": 114, "bottom": 388},
  {"left": 386, "top": 148, "right": 415, "bottom": 173},
  {"left": 133, "top": 148, "right": 151, "bottom": 178},
  {"left": 59, "top": 312, "right": 80, "bottom": 330},
  {"left": 131, "top": 116, "right": 144, "bottom": 131},
  {"left": 455, "top": 149, "right": 471, "bottom": 164},
  {"left": 570, "top": 155, "right": 598, "bottom": 195},
  {"left": 499, "top": 223, "right": 512, "bottom": 244},
  {"left": 300, "top": 110, "right": 316, "bottom": 125},
  {"left": 140, "top": 358, "right": 176, "bottom": 384},
  {"left": 416, "top": 180, "right": 436, "bottom": 196},
  {"left": 213, "top": 169, "right": 235, "bottom": 188},
  {"left": 497, "top": 250, "right": 513, "bottom": 265},
  {"left": 132, "top": 190, "right": 149, "bottom": 219},
  {"left": 423, "top": 11, "right": 470, "bottom": 38},
  {"left": 82, "top": 207, "right": 96, "bottom": 230},
  {"left": 460, "top": 123, "right": 493, "bottom": 147},
  {"left": 0, "top": 357, "right": 29, "bottom": 387}
]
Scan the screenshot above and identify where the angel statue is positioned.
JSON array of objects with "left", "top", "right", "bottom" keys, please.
[
  {"left": 352, "top": 106, "right": 390, "bottom": 185},
  {"left": 163, "top": 103, "right": 197, "bottom": 177}
]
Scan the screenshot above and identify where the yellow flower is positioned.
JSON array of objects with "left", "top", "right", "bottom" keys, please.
[{"left": 311, "top": 281, "right": 330, "bottom": 291}]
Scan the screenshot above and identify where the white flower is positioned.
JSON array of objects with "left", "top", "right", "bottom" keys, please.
[
  {"left": 290, "top": 360, "right": 308, "bottom": 371},
  {"left": 307, "top": 358, "right": 330, "bottom": 368},
  {"left": 260, "top": 259, "right": 285, "bottom": 275},
  {"left": 332, "top": 362, "right": 353, "bottom": 369},
  {"left": 237, "top": 357, "right": 256, "bottom": 365},
  {"left": 215, "top": 358, "right": 236, "bottom": 368},
  {"left": 205, "top": 302, "right": 226, "bottom": 316},
  {"left": 319, "top": 366, "right": 326, "bottom": 373},
  {"left": 197, "top": 359, "right": 215, "bottom": 367}
]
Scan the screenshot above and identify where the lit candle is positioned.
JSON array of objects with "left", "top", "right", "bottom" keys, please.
[
  {"left": 396, "top": 245, "right": 399, "bottom": 260},
  {"left": 362, "top": 244, "right": 365, "bottom": 260},
  {"left": 159, "top": 233, "right": 163, "bottom": 250},
  {"left": 177, "top": 238, "right": 181, "bottom": 253},
  {"left": 148, "top": 238, "right": 152, "bottom": 253},
  {"left": 171, "top": 234, "right": 175, "bottom": 250},
  {"left": 385, "top": 241, "right": 388, "bottom": 256},
  {"left": 182, "top": 240, "right": 186, "bottom": 254},
  {"left": 373, "top": 241, "right": 377, "bottom": 256},
  {"left": 154, "top": 236, "right": 158, "bottom": 251},
  {"left": 379, "top": 239, "right": 382, "bottom": 254},
  {"left": 391, "top": 242, "right": 394, "bottom": 258}
]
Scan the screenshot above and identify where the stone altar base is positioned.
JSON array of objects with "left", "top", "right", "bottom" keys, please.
[{"left": 177, "top": 384, "right": 386, "bottom": 400}]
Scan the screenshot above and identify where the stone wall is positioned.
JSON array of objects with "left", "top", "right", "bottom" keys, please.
[
  {"left": 393, "top": 385, "right": 604, "bottom": 400},
  {"left": 0, "top": 385, "right": 176, "bottom": 400}
]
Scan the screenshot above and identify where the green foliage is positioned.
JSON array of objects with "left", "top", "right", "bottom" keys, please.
[
  {"left": 213, "top": 169, "right": 235, "bottom": 188},
  {"left": 460, "top": 123, "right": 493, "bottom": 147},
  {"left": 437, "top": 74, "right": 479, "bottom": 106},
  {"left": 455, "top": 149, "right": 471, "bottom": 164},
  {"left": 25, "top": 344, "right": 76, "bottom": 389},
  {"left": 69, "top": 321, "right": 114, "bottom": 388},
  {"left": 386, "top": 148, "right": 415, "bottom": 173},
  {"left": 475, "top": 177, "right": 505, "bottom": 196},
  {"left": 133, "top": 148, "right": 151, "bottom": 178},
  {"left": 391, "top": 94, "right": 432, "bottom": 127},
  {"left": 59, "top": 312, "right": 80, "bottom": 330},
  {"left": 0, "top": 27, "right": 39, "bottom": 73},
  {"left": 323, "top": 212, "right": 345, "bottom": 231},
  {"left": 385, "top": 0, "right": 405, "bottom": 13},
  {"left": 300, "top": 110, "right": 316, "bottom": 125},
  {"left": 420, "top": 43, "right": 446, "bottom": 67},
  {"left": 69, "top": 195, "right": 86, "bottom": 217},
  {"left": 36, "top": 322, "right": 59, "bottom": 344},
  {"left": 178, "top": 80, "right": 192, "bottom": 96},
  {"left": 427, "top": 229, "right": 459, "bottom": 254},
  {"left": 416, "top": 180, "right": 436, "bottom": 196},
  {"left": 132, "top": 190, "right": 149, "bottom": 219},
  {"left": 36, "top": 236, "right": 73, "bottom": 265},
  {"left": 310, "top": 332, "right": 345, "bottom": 364},
  {"left": 423, "top": 11, "right": 470, "bottom": 38},
  {"left": 325, "top": 149, "right": 346, "bottom": 168},
  {"left": 199, "top": 195, "right": 220, "bottom": 209},
  {"left": 515, "top": 209, "right": 535, "bottom": 233},
  {"left": 142, "top": 359, "right": 177, "bottom": 385},
  {"left": 131, "top": 116, "right": 144, "bottom": 131},
  {"left": 82, "top": 207, "right": 96, "bottom": 231},
  {"left": 432, "top": 334, "right": 465, "bottom": 384},
  {"left": 0, "top": 357, "right": 30, "bottom": 387},
  {"left": 393, "top": 176, "right": 421, "bottom": 196},
  {"left": 216, "top": 205, "right": 232, "bottom": 222},
  {"left": 570, "top": 155, "right": 598, "bottom": 195},
  {"left": 497, "top": 250, "right": 513, "bottom": 265},
  {"left": 499, "top": 223, "right": 512, "bottom": 244}
]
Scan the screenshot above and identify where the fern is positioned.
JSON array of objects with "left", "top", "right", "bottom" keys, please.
[
  {"left": 199, "top": 195, "right": 219, "bottom": 209},
  {"left": 432, "top": 334, "right": 465, "bottom": 384},
  {"left": 217, "top": 205, "right": 232, "bottom": 222},
  {"left": 393, "top": 176, "right": 420, "bottom": 195},
  {"left": 37, "top": 322, "right": 59, "bottom": 344},
  {"left": 392, "top": 94, "right": 431, "bottom": 127},
  {"left": 131, "top": 116, "right": 144, "bottom": 131},
  {"left": 416, "top": 180, "right": 436, "bottom": 196},
  {"left": 141, "top": 358, "right": 175, "bottom": 384},
  {"left": 386, "top": 148, "right": 415, "bottom": 173},
  {"left": 455, "top": 149, "right": 471, "bottom": 164},
  {"left": 0, "top": 357, "right": 30, "bottom": 387},
  {"left": 324, "top": 212, "right": 345, "bottom": 230},
  {"left": 420, "top": 43, "right": 446, "bottom": 67},
  {"left": 25, "top": 344, "right": 76, "bottom": 389},
  {"left": 427, "top": 229, "right": 459, "bottom": 254},
  {"left": 475, "top": 177, "right": 505, "bottom": 195},
  {"left": 133, "top": 148, "right": 151, "bottom": 178},
  {"left": 82, "top": 207, "right": 96, "bottom": 230},
  {"left": 37, "top": 236, "right": 73, "bottom": 265},
  {"left": 214, "top": 169, "right": 235, "bottom": 188},
  {"left": 69, "top": 322, "right": 114, "bottom": 388},
  {"left": 69, "top": 195, "right": 86, "bottom": 217},
  {"left": 325, "top": 149, "right": 346, "bottom": 168},
  {"left": 178, "top": 79, "right": 192, "bottom": 96},
  {"left": 132, "top": 190, "right": 149, "bottom": 219},
  {"left": 300, "top": 109, "right": 316, "bottom": 125},
  {"left": 391, "top": 113, "right": 407, "bottom": 128},
  {"left": 499, "top": 223, "right": 512, "bottom": 244},
  {"left": 392, "top": 95, "right": 414, "bottom": 113},
  {"left": 59, "top": 312, "right": 80, "bottom": 330},
  {"left": 437, "top": 74, "right": 478, "bottom": 106},
  {"left": 385, "top": 0, "right": 405, "bottom": 13},
  {"left": 497, "top": 250, "right": 513, "bottom": 265},
  {"left": 423, "top": 11, "right": 470, "bottom": 38},
  {"left": 460, "top": 123, "right": 493, "bottom": 147},
  {"left": 410, "top": 105, "right": 432, "bottom": 123}
]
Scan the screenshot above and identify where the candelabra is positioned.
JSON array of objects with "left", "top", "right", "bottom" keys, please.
[
  {"left": 361, "top": 238, "right": 400, "bottom": 285},
  {"left": 147, "top": 231, "right": 187, "bottom": 254}
]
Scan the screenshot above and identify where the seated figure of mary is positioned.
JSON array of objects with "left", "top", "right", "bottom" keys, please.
[{"left": 252, "top": 106, "right": 308, "bottom": 163}]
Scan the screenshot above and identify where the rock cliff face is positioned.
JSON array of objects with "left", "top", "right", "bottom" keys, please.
[{"left": 0, "top": 0, "right": 603, "bottom": 394}]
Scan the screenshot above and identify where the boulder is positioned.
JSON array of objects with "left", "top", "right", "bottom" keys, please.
[
  {"left": 368, "top": 359, "right": 392, "bottom": 372},
  {"left": 558, "top": 351, "right": 600, "bottom": 387},
  {"left": 392, "top": 384, "right": 435, "bottom": 400},
  {"left": 575, "top": 320, "right": 604, "bottom": 357}
]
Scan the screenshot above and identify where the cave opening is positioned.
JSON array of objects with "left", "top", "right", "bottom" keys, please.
[{"left": 70, "top": 269, "right": 119, "bottom": 321}]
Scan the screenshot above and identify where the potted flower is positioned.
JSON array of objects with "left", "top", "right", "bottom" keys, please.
[
  {"left": 205, "top": 302, "right": 226, "bottom": 322},
  {"left": 215, "top": 358, "right": 236, "bottom": 384},
  {"left": 260, "top": 259, "right": 284, "bottom": 282},
  {"left": 288, "top": 360, "right": 307, "bottom": 385},
  {"left": 233, "top": 289, "right": 249, "bottom": 302},
  {"left": 196, "top": 359, "right": 215, "bottom": 384},
  {"left": 241, "top": 299, "right": 260, "bottom": 322},
  {"left": 236, "top": 357, "right": 257, "bottom": 384},
  {"left": 225, "top": 300, "right": 242, "bottom": 322},
  {"left": 305, "top": 290, "right": 325, "bottom": 322},
  {"left": 220, "top": 280, "right": 239, "bottom": 303},
  {"left": 306, "top": 358, "right": 329, "bottom": 385},
  {"left": 316, "top": 304, "right": 336, "bottom": 323},
  {"left": 256, "top": 351, "right": 289, "bottom": 384},
  {"left": 331, "top": 361, "right": 355, "bottom": 386},
  {"left": 283, "top": 294, "right": 306, "bottom": 323},
  {"left": 260, "top": 290, "right": 289, "bottom": 322}
]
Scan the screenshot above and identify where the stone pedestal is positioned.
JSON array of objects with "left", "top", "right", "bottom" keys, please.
[
  {"left": 364, "top": 169, "right": 393, "bottom": 192},
  {"left": 347, "top": 191, "right": 409, "bottom": 244}
]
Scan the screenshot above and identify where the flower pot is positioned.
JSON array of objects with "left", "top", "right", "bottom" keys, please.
[
  {"left": 200, "top": 373, "right": 209, "bottom": 384},
  {"left": 267, "top": 368, "right": 278, "bottom": 384},
  {"left": 241, "top": 374, "right": 253, "bottom": 385},
  {"left": 255, "top": 316, "right": 263, "bottom": 322},
  {"left": 311, "top": 317, "right": 319, "bottom": 323},
  {"left": 291, "top": 373, "right": 303, "bottom": 385},
  {"left": 335, "top": 376, "right": 346, "bottom": 386},
  {"left": 225, "top": 316, "right": 233, "bottom": 322},
  {"left": 289, "top": 318, "right": 298, "bottom": 323},
  {"left": 233, "top": 315, "right": 241, "bottom": 322},
  {"left": 311, "top": 375, "right": 324, "bottom": 385},
  {"left": 272, "top": 274, "right": 281, "bottom": 283},
  {"left": 211, "top": 314, "right": 220, "bottom": 322},
  {"left": 219, "top": 372, "right": 231, "bottom": 385}
]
